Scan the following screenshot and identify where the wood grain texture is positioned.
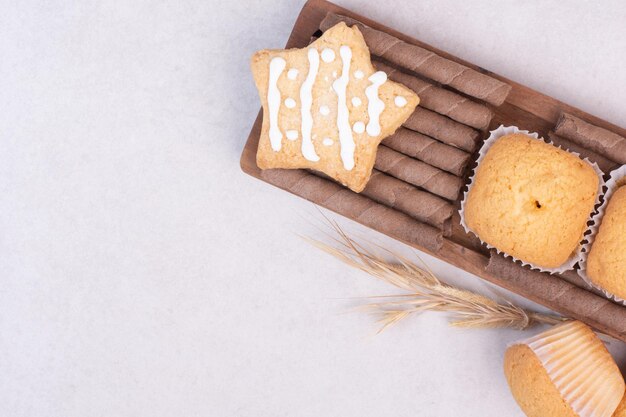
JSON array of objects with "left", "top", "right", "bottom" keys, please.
[{"left": 240, "top": 0, "right": 626, "bottom": 342}]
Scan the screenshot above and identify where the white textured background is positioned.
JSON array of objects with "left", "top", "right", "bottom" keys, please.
[{"left": 1, "top": 1, "right": 625, "bottom": 416}]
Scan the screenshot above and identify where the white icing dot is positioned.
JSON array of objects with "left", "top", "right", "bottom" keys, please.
[
  {"left": 324, "top": 76, "right": 329, "bottom": 81},
  {"left": 322, "top": 138, "right": 334, "bottom": 146},
  {"left": 354, "top": 70, "right": 364, "bottom": 79},
  {"left": 319, "top": 105, "right": 330, "bottom": 116},
  {"left": 351, "top": 97, "right": 362, "bottom": 107},
  {"left": 321, "top": 48, "right": 335, "bottom": 63},
  {"left": 287, "top": 68, "right": 299, "bottom": 80},
  {"left": 286, "top": 130, "right": 299, "bottom": 140},
  {"left": 394, "top": 96, "right": 408, "bottom": 107},
  {"left": 352, "top": 121, "right": 365, "bottom": 134},
  {"left": 284, "top": 98, "right": 296, "bottom": 108},
  {"left": 332, "top": 71, "right": 337, "bottom": 78}
]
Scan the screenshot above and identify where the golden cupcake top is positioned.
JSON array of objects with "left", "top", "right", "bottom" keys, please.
[
  {"left": 464, "top": 133, "right": 599, "bottom": 269},
  {"left": 586, "top": 186, "right": 626, "bottom": 297}
]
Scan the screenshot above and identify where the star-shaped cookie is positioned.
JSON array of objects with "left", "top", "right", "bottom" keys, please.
[{"left": 251, "top": 22, "right": 419, "bottom": 192}]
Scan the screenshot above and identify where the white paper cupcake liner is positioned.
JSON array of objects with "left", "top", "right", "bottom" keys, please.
[
  {"left": 578, "top": 165, "right": 626, "bottom": 305},
  {"left": 459, "top": 125, "right": 605, "bottom": 274}
]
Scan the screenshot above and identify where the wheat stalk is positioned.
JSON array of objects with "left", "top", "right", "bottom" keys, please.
[{"left": 306, "top": 217, "right": 564, "bottom": 332}]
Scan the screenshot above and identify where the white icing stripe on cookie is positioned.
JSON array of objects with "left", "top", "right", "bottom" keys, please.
[
  {"left": 300, "top": 48, "right": 320, "bottom": 162},
  {"left": 268, "top": 57, "right": 286, "bottom": 151},
  {"left": 332, "top": 45, "right": 355, "bottom": 171},
  {"left": 365, "top": 71, "right": 387, "bottom": 137}
]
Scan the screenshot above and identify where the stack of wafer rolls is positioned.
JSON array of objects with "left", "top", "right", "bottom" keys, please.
[
  {"left": 260, "top": 168, "right": 444, "bottom": 252},
  {"left": 374, "top": 146, "right": 464, "bottom": 201},
  {"left": 311, "top": 168, "right": 454, "bottom": 233},
  {"left": 554, "top": 113, "right": 626, "bottom": 165},
  {"left": 362, "top": 171, "right": 454, "bottom": 232},
  {"left": 404, "top": 107, "right": 480, "bottom": 152},
  {"left": 320, "top": 13, "right": 512, "bottom": 106},
  {"left": 382, "top": 128, "right": 471, "bottom": 176}
]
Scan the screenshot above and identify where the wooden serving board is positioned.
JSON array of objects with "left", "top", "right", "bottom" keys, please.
[{"left": 241, "top": 0, "right": 626, "bottom": 341}]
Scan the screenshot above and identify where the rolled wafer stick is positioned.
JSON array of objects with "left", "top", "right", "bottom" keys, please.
[
  {"left": 404, "top": 107, "right": 480, "bottom": 152},
  {"left": 382, "top": 127, "right": 471, "bottom": 176},
  {"left": 374, "top": 146, "right": 464, "bottom": 201},
  {"left": 555, "top": 113, "right": 626, "bottom": 165},
  {"left": 362, "top": 170, "right": 454, "bottom": 232},
  {"left": 374, "top": 61, "right": 493, "bottom": 130},
  {"left": 260, "top": 168, "right": 443, "bottom": 252},
  {"left": 548, "top": 132, "right": 618, "bottom": 174},
  {"left": 557, "top": 270, "right": 608, "bottom": 299},
  {"left": 486, "top": 253, "right": 626, "bottom": 340},
  {"left": 320, "top": 13, "right": 512, "bottom": 106}
]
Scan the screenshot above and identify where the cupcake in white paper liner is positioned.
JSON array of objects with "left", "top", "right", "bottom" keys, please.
[
  {"left": 578, "top": 165, "right": 626, "bottom": 304},
  {"left": 459, "top": 125, "right": 604, "bottom": 274},
  {"left": 504, "top": 320, "right": 625, "bottom": 417}
]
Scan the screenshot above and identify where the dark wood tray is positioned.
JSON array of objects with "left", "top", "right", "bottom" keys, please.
[{"left": 241, "top": 0, "right": 626, "bottom": 341}]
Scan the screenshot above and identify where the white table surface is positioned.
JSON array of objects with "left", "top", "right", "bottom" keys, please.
[{"left": 2, "top": 1, "right": 625, "bottom": 416}]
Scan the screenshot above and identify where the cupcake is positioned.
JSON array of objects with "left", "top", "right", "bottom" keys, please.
[
  {"left": 585, "top": 185, "right": 626, "bottom": 299},
  {"left": 463, "top": 130, "right": 600, "bottom": 270},
  {"left": 504, "top": 321, "right": 624, "bottom": 417}
]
